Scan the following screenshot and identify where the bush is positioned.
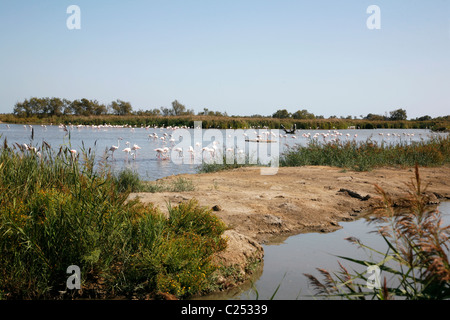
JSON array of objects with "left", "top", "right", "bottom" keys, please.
[{"left": 0, "top": 140, "right": 226, "bottom": 299}]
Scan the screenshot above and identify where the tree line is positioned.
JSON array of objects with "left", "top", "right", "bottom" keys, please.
[
  {"left": 12, "top": 97, "right": 229, "bottom": 118},
  {"left": 13, "top": 97, "right": 133, "bottom": 117},
  {"left": 11, "top": 97, "right": 447, "bottom": 122},
  {"left": 272, "top": 108, "right": 411, "bottom": 121}
]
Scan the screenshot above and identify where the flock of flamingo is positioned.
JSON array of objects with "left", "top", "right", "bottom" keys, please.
[{"left": 9, "top": 124, "right": 435, "bottom": 164}]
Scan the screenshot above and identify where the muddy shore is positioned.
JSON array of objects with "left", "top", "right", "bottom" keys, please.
[{"left": 130, "top": 165, "right": 450, "bottom": 293}]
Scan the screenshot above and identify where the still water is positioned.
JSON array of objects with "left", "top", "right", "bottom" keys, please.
[{"left": 0, "top": 124, "right": 446, "bottom": 181}]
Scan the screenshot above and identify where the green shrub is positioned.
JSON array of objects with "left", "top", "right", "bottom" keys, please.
[{"left": 0, "top": 140, "right": 226, "bottom": 299}]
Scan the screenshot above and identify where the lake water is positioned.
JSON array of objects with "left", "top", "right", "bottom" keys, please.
[{"left": 0, "top": 124, "right": 446, "bottom": 181}]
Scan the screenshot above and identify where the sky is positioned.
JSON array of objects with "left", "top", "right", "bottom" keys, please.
[{"left": 0, "top": 0, "right": 449, "bottom": 119}]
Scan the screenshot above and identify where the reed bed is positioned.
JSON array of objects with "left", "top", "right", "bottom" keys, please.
[
  {"left": 281, "top": 135, "right": 450, "bottom": 171},
  {"left": 0, "top": 138, "right": 226, "bottom": 299}
]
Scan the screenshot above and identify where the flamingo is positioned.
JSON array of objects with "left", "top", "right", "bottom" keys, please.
[
  {"left": 123, "top": 146, "right": 132, "bottom": 160},
  {"left": 131, "top": 144, "right": 141, "bottom": 158},
  {"left": 202, "top": 147, "right": 215, "bottom": 158},
  {"left": 109, "top": 138, "right": 122, "bottom": 158},
  {"left": 187, "top": 146, "right": 195, "bottom": 159},
  {"left": 173, "top": 147, "right": 183, "bottom": 157},
  {"left": 155, "top": 147, "right": 169, "bottom": 160}
]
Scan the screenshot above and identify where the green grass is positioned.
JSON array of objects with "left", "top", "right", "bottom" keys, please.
[
  {"left": 280, "top": 135, "right": 450, "bottom": 171},
  {"left": 0, "top": 139, "right": 226, "bottom": 299},
  {"left": 114, "top": 169, "right": 196, "bottom": 193}
]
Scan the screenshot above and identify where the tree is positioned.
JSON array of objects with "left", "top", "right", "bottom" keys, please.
[
  {"left": 48, "top": 97, "right": 64, "bottom": 116},
  {"left": 292, "top": 109, "right": 315, "bottom": 119},
  {"left": 171, "top": 100, "right": 186, "bottom": 116},
  {"left": 416, "top": 115, "right": 432, "bottom": 121},
  {"left": 160, "top": 106, "right": 172, "bottom": 116},
  {"left": 92, "top": 102, "right": 107, "bottom": 115},
  {"left": 110, "top": 99, "right": 132, "bottom": 115},
  {"left": 389, "top": 108, "right": 407, "bottom": 121},
  {"left": 365, "top": 113, "right": 387, "bottom": 121},
  {"left": 272, "top": 109, "right": 291, "bottom": 119},
  {"left": 13, "top": 101, "right": 29, "bottom": 117}
]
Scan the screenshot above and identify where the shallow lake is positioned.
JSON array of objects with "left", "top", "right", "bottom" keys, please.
[{"left": 0, "top": 124, "right": 446, "bottom": 181}]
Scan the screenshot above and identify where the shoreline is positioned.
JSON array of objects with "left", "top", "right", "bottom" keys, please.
[{"left": 130, "top": 165, "right": 450, "bottom": 295}]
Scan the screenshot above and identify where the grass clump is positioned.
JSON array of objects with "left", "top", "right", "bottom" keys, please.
[
  {"left": 304, "top": 165, "right": 450, "bottom": 300},
  {"left": 113, "top": 169, "right": 196, "bottom": 193},
  {"left": 0, "top": 139, "right": 226, "bottom": 299}
]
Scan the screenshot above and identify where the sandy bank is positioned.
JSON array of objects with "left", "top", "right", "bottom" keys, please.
[{"left": 129, "top": 165, "right": 450, "bottom": 292}]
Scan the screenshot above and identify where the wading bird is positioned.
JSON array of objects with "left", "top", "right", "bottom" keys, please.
[{"left": 109, "top": 138, "right": 122, "bottom": 159}]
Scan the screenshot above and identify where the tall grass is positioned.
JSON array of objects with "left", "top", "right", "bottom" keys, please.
[
  {"left": 281, "top": 135, "right": 450, "bottom": 171},
  {"left": 304, "top": 165, "right": 450, "bottom": 300},
  {"left": 0, "top": 139, "right": 226, "bottom": 299}
]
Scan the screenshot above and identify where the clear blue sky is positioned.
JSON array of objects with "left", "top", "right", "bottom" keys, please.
[{"left": 1, "top": 0, "right": 449, "bottom": 118}]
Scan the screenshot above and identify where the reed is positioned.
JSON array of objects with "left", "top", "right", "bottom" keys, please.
[
  {"left": 281, "top": 135, "right": 450, "bottom": 171},
  {"left": 303, "top": 165, "right": 450, "bottom": 300}
]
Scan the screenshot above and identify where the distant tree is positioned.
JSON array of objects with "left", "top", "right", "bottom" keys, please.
[
  {"left": 160, "top": 106, "right": 172, "bottom": 116},
  {"left": 292, "top": 109, "right": 315, "bottom": 120},
  {"left": 110, "top": 99, "right": 132, "bottom": 115},
  {"left": 389, "top": 108, "right": 407, "bottom": 121},
  {"left": 147, "top": 108, "right": 162, "bottom": 116},
  {"left": 416, "top": 115, "right": 432, "bottom": 121},
  {"left": 171, "top": 100, "right": 186, "bottom": 116},
  {"left": 69, "top": 99, "right": 83, "bottom": 115},
  {"left": 92, "top": 102, "right": 107, "bottom": 115},
  {"left": 13, "top": 101, "right": 29, "bottom": 117},
  {"left": 272, "top": 109, "right": 291, "bottom": 119},
  {"left": 47, "top": 97, "right": 64, "bottom": 116},
  {"left": 365, "top": 113, "right": 387, "bottom": 121},
  {"left": 198, "top": 108, "right": 210, "bottom": 116}
]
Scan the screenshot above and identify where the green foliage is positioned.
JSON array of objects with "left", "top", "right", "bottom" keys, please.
[
  {"left": 280, "top": 135, "right": 450, "bottom": 171},
  {"left": 389, "top": 108, "right": 408, "bottom": 121},
  {"left": 272, "top": 109, "right": 291, "bottom": 119},
  {"left": 114, "top": 168, "right": 142, "bottom": 193},
  {"left": 0, "top": 141, "right": 226, "bottom": 299}
]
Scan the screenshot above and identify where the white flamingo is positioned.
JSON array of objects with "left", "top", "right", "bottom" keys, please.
[
  {"left": 173, "top": 147, "right": 183, "bottom": 157},
  {"left": 187, "top": 146, "right": 195, "bottom": 159},
  {"left": 109, "top": 138, "right": 122, "bottom": 158},
  {"left": 155, "top": 147, "right": 169, "bottom": 160},
  {"left": 123, "top": 145, "right": 132, "bottom": 160},
  {"left": 131, "top": 143, "right": 141, "bottom": 158}
]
